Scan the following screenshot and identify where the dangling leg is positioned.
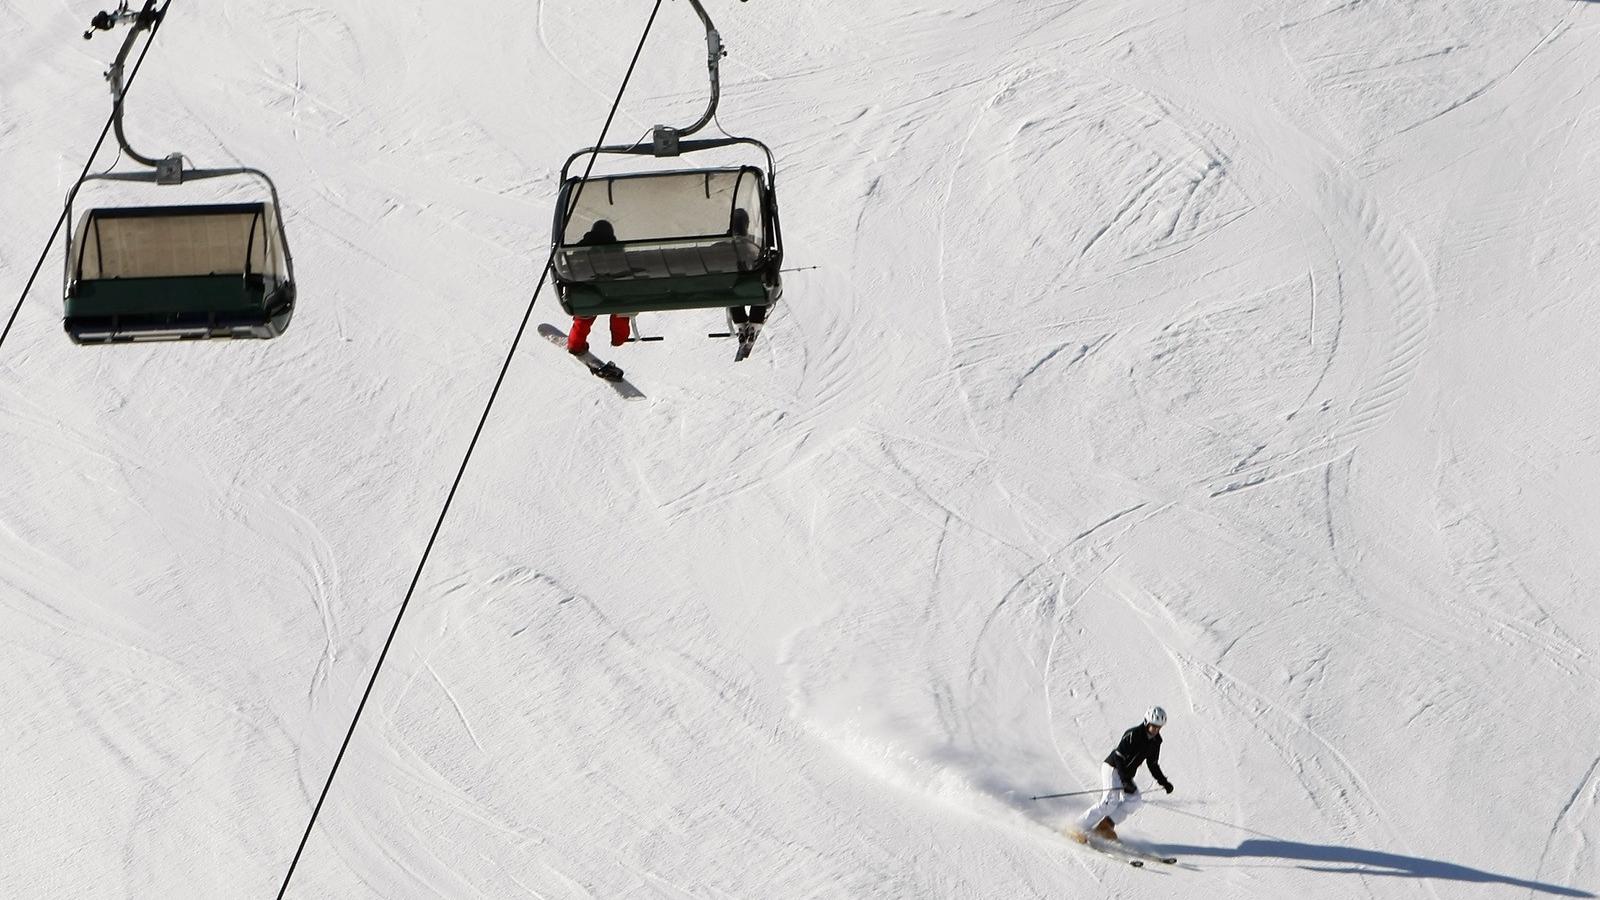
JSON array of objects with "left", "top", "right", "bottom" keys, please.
[
  {"left": 608, "top": 314, "right": 633, "bottom": 347},
  {"left": 568, "top": 316, "right": 595, "bottom": 354},
  {"left": 732, "top": 307, "right": 760, "bottom": 361}
]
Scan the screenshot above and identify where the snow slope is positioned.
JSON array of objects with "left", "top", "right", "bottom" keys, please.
[{"left": 3, "top": 1, "right": 1599, "bottom": 897}]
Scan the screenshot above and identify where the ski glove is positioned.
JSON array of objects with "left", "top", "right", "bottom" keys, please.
[{"left": 1159, "top": 780, "right": 1174, "bottom": 794}]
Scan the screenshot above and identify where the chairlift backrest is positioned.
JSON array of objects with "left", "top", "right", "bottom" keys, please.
[
  {"left": 71, "top": 203, "right": 285, "bottom": 282},
  {"left": 557, "top": 167, "right": 770, "bottom": 248}
]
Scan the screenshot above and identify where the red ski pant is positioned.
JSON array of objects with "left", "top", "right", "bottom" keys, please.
[{"left": 568, "top": 315, "right": 632, "bottom": 350}]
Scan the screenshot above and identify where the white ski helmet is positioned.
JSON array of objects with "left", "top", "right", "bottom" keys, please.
[{"left": 1144, "top": 705, "right": 1168, "bottom": 727}]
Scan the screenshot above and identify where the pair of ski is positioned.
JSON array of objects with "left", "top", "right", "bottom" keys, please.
[
  {"left": 1064, "top": 829, "right": 1177, "bottom": 868},
  {"left": 708, "top": 321, "right": 764, "bottom": 362}
]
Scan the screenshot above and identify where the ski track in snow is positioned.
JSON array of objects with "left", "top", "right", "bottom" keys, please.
[{"left": 1535, "top": 756, "right": 1600, "bottom": 896}]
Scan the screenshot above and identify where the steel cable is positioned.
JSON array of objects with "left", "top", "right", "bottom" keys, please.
[
  {"left": 0, "top": 0, "right": 174, "bottom": 356},
  {"left": 273, "top": 2, "right": 666, "bottom": 895}
]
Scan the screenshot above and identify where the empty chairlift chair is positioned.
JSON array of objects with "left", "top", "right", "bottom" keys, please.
[
  {"left": 65, "top": 201, "right": 295, "bottom": 343},
  {"left": 62, "top": 1, "right": 298, "bottom": 345}
]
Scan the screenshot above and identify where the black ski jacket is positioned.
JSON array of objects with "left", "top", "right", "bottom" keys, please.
[{"left": 1105, "top": 723, "right": 1167, "bottom": 791}]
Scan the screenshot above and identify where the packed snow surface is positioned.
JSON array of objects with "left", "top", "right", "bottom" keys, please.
[{"left": 3, "top": 1, "right": 1599, "bottom": 897}]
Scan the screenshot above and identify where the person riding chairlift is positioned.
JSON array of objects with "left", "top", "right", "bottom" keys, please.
[
  {"left": 566, "top": 219, "right": 633, "bottom": 355},
  {"left": 726, "top": 208, "right": 767, "bottom": 330}
]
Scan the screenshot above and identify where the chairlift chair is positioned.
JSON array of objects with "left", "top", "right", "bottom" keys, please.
[
  {"left": 550, "top": 144, "right": 783, "bottom": 318},
  {"left": 63, "top": 1, "right": 297, "bottom": 345},
  {"left": 546, "top": 0, "right": 785, "bottom": 358},
  {"left": 65, "top": 196, "right": 295, "bottom": 343}
]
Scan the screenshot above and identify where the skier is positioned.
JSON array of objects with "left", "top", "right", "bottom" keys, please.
[
  {"left": 1071, "top": 706, "right": 1174, "bottom": 843},
  {"left": 565, "top": 219, "right": 634, "bottom": 355}
]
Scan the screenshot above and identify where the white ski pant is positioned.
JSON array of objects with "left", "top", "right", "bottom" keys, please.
[{"left": 1077, "top": 763, "right": 1143, "bottom": 829}]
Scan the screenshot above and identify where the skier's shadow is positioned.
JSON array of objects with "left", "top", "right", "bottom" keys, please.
[{"left": 1159, "top": 838, "right": 1593, "bottom": 897}]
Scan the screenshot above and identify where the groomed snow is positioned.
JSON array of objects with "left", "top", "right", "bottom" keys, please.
[{"left": 3, "top": 1, "right": 1599, "bottom": 897}]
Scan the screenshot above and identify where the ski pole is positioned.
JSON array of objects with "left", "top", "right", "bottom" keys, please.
[{"left": 1030, "top": 788, "right": 1107, "bottom": 801}]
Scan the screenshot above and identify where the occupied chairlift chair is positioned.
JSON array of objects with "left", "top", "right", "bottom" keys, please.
[
  {"left": 548, "top": 0, "right": 783, "bottom": 361},
  {"left": 63, "top": 1, "right": 297, "bottom": 345}
]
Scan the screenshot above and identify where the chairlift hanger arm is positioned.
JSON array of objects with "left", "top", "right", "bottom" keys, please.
[
  {"left": 83, "top": 0, "right": 158, "bottom": 40},
  {"left": 564, "top": 1, "right": 768, "bottom": 173},
  {"left": 85, "top": 0, "right": 176, "bottom": 174},
  {"left": 669, "top": 0, "right": 723, "bottom": 140}
]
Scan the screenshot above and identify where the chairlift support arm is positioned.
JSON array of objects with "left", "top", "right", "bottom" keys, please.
[
  {"left": 671, "top": 0, "right": 724, "bottom": 142},
  {"left": 573, "top": 0, "right": 730, "bottom": 162},
  {"left": 86, "top": 0, "right": 176, "bottom": 175}
]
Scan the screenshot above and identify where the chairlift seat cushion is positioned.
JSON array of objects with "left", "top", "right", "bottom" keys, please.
[
  {"left": 67, "top": 275, "right": 271, "bottom": 317},
  {"left": 65, "top": 275, "right": 293, "bottom": 342},
  {"left": 559, "top": 272, "right": 771, "bottom": 316},
  {"left": 556, "top": 237, "right": 763, "bottom": 283}
]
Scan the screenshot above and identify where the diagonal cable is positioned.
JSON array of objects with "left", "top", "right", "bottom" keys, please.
[
  {"left": 0, "top": 0, "right": 174, "bottom": 356},
  {"left": 273, "top": 1, "right": 665, "bottom": 895}
]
